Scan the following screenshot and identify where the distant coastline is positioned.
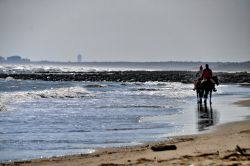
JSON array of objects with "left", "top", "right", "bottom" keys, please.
[{"left": 1, "top": 61, "right": 250, "bottom": 72}]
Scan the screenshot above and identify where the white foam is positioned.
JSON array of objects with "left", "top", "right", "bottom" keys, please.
[
  {"left": 0, "top": 64, "right": 111, "bottom": 74},
  {"left": 0, "top": 87, "right": 93, "bottom": 106},
  {"left": 0, "top": 102, "right": 7, "bottom": 111},
  {"left": 134, "top": 82, "right": 195, "bottom": 98},
  {"left": 32, "top": 86, "right": 92, "bottom": 99}
]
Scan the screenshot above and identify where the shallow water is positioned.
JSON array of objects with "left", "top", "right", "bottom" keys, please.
[{"left": 0, "top": 79, "right": 249, "bottom": 162}]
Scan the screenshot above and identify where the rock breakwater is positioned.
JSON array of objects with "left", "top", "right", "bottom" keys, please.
[{"left": 0, "top": 71, "right": 249, "bottom": 83}]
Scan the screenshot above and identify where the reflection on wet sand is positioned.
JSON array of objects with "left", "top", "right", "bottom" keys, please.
[{"left": 197, "top": 104, "right": 218, "bottom": 131}]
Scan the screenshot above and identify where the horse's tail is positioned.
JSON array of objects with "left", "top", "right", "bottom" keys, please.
[{"left": 212, "top": 76, "right": 219, "bottom": 85}]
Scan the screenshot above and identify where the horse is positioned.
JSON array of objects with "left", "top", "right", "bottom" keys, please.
[
  {"left": 196, "top": 79, "right": 203, "bottom": 104},
  {"left": 199, "top": 76, "right": 219, "bottom": 105},
  {"left": 201, "top": 80, "right": 213, "bottom": 104}
]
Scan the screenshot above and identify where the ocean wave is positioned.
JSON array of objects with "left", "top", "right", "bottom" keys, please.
[
  {"left": 68, "top": 129, "right": 91, "bottom": 133},
  {"left": 0, "top": 86, "right": 93, "bottom": 105},
  {"left": 138, "top": 115, "right": 179, "bottom": 123},
  {"left": 85, "top": 84, "right": 107, "bottom": 88},
  {"left": 32, "top": 87, "right": 92, "bottom": 99},
  {"left": 105, "top": 125, "right": 167, "bottom": 131},
  {"left": 5, "top": 76, "right": 15, "bottom": 80},
  {"left": 134, "top": 88, "right": 160, "bottom": 91},
  {"left": 0, "top": 64, "right": 128, "bottom": 74},
  {"left": 0, "top": 102, "right": 7, "bottom": 111},
  {"left": 129, "top": 105, "right": 168, "bottom": 108},
  {"left": 97, "top": 104, "right": 170, "bottom": 109}
]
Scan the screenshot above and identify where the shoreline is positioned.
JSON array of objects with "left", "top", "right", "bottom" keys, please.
[{"left": 1, "top": 99, "right": 250, "bottom": 165}]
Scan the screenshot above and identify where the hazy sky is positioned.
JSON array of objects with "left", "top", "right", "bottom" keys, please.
[{"left": 0, "top": 0, "right": 249, "bottom": 62}]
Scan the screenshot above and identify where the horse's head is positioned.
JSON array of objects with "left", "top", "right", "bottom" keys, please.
[{"left": 213, "top": 76, "right": 219, "bottom": 85}]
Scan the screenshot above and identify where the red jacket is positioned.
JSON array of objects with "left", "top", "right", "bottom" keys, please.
[{"left": 202, "top": 68, "right": 212, "bottom": 80}]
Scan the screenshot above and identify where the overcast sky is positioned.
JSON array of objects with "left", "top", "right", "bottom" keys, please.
[{"left": 0, "top": 0, "right": 249, "bottom": 62}]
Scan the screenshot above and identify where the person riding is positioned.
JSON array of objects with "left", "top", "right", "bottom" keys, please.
[
  {"left": 201, "top": 64, "right": 217, "bottom": 92},
  {"left": 193, "top": 65, "right": 203, "bottom": 90}
]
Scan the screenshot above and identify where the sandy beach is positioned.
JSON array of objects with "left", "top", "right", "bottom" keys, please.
[{"left": 1, "top": 99, "right": 249, "bottom": 166}]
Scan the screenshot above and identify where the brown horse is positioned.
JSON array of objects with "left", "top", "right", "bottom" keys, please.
[
  {"left": 197, "top": 76, "right": 219, "bottom": 105},
  {"left": 196, "top": 80, "right": 203, "bottom": 104}
]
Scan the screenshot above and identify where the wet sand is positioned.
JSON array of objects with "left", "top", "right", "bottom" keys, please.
[
  {"left": 234, "top": 99, "right": 250, "bottom": 107},
  {"left": 1, "top": 99, "right": 250, "bottom": 166}
]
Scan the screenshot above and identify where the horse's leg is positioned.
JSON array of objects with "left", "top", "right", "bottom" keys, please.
[
  {"left": 199, "top": 89, "right": 203, "bottom": 104},
  {"left": 196, "top": 88, "right": 202, "bottom": 104},
  {"left": 204, "top": 91, "right": 207, "bottom": 104},
  {"left": 210, "top": 91, "right": 212, "bottom": 105},
  {"left": 196, "top": 90, "right": 199, "bottom": 104}
]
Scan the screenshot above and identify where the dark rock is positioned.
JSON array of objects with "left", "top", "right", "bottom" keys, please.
[{"left": 151, "top": 144, "right": 177, "bottom": 151}]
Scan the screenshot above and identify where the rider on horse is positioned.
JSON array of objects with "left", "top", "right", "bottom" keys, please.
[
  {"left": 193, "top": 65, "right": 203, "bottom": 91},
  {"left": 201, "top": 64, "right": 217, "bottom": 92}
]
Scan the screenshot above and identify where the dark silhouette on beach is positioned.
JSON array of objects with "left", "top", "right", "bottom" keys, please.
[{"left": 196, "top": 64, "right": 220, "bottom": 104}]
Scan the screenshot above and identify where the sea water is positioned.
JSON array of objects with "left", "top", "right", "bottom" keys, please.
[{"left": 0, "top": 69, "right": 250, "bottom": 162}]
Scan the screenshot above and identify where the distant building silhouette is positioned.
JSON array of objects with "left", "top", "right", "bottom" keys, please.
[
  {"left": 77, "top": 54, "right": 82, "bottom": 62},
  {"left": 6, "top": 55, "right": 30, "bottom": 63},
  {"left": 0, "top": 56, "right": 5, "bottom": 62},
  {"left": 7, "top": 55, "right": 22, "bottom": 62}
]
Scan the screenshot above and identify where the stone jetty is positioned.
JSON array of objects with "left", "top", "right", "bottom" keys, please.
[{"left": 0, "top": 71, "right": 249, "bottom": 83}]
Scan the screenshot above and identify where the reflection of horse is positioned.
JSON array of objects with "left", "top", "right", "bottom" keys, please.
[
  {"left": 197, "top": 104, "right": 215, "bottom": 131},
  {"left": 196, "top": 76, "right": 219, "bottom": 104}
]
